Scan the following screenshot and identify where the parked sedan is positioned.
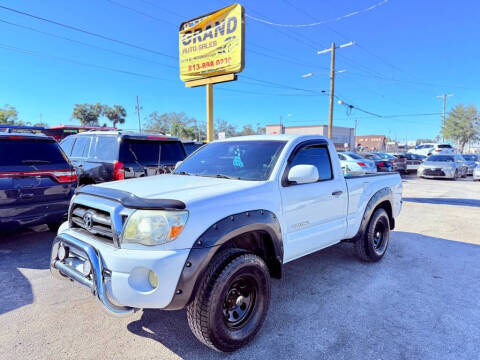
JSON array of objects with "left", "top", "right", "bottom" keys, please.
[
  {"left": 338, "top": 152, "right": 377, "bottom": 175},
  {"left": 373, "top": 152, "right": 407, "bottom": 172},
  {"left": 404, "top": 153, "right": 423, "bottom": 174},
  {"left": 417, "top": 155, "right": 463, "bottom": 180},
  {"left": 462, "top": 154, "right": 479, "bottom": 175},
  {"left": 473, "top": 165, "right": 480, "bottom": 181},
  {"left": 359, "top": 152, "right": 393, "bottom": 172}
]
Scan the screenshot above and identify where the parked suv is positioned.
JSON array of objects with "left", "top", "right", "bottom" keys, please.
[
  {"left": 60, "top": 131, "right": 187, "bottom": 185},
  {"left": 430, "top": 144, "right": 454, "bottom": 156},
  {"left": 0, "top": 133, "right": 77, "bottom": 232}
]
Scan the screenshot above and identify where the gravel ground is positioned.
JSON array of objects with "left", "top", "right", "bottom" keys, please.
[{"left": 1, "top": 175, "right": 479, "bottom": 360}]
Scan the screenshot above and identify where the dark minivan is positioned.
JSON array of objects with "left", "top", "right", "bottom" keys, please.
[
  {"left": 0, "top": 133, "right": 77, "bottom": 232},
  {"left": 60, "top": 131, "right": 187, "bottom": 185}
]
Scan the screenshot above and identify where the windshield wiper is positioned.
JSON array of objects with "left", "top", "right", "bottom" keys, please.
[
  {"left": 22, "top": 160, "right": 51, "bottom": 164},
  {"left": 201, "top": 173, "right": 241, "bottom": 180}
]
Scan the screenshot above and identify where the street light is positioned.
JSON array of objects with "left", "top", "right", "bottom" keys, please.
[{"left": 301, "top": 70, "right": 347, "bottom": 78}]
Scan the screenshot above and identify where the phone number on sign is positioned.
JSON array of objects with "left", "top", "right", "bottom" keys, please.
[{"left": 188, "top": 57, "right": 232, "bottom": 71}]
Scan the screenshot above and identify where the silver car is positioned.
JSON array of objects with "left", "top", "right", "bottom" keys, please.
[
  {"left": 473, "top": 165, "right": 480, "bottom": 181},
  {"left": 462, "top": 154, "right": 479, "bottom": 175},
  {"left": 338, "top": 152, "right": 377, "bottom": 175},
  {"left": 417, "top": 155, "right": 464, "bottom": 180}
]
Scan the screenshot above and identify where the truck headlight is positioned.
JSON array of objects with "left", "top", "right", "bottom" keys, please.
[{"left": 122, "top": 210, "right": 188, "bottom": 246}]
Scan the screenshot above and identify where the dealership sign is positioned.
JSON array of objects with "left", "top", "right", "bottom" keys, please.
[{"left": 179, "top": 4, "right": 245, "bottom": 82}]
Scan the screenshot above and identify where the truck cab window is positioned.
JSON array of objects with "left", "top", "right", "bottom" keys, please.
[{"left": 290, "top": 145, "right": 333, "bottom": 181}]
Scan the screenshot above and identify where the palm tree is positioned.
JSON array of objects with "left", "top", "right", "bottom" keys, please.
[{"left": 104, "top": 105, "right": 127, "bottom": 129}]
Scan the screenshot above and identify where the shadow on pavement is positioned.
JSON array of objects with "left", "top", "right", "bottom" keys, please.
[
  {"left": 0, "top": 227, "right": 54, "bottom": 315},
  {"left": 127, "top": 232, "right": 480, "bottom": 359},
  {"left": 403, "top": 197, "right": 480, "bottom": 207}
]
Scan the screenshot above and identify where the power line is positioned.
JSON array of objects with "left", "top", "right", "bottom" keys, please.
[
  {"left": 242, "top": 75, "right": 326, "bottom": 94},
  {"left": 0, "top": 42, "right": 173, "bottom": 81},
  {"left": 0, "top": 18, "right": 177, "bottom": 69},
  {"left": 0, "top": 4, "right": 177, "bottom": 60},
  {"left": 284, "top": 112, "right": 444, "bottom": 125},
  {"left": 247, "top": 48, "right": 329, "bottom": 70},
  {"left": 105, "top": 0, "right": 176, "bottom": 25},
  {"left": 137, "top": 0, "right": 185, "bottom": 19},
  {"left": 246, "top": 0, "right": 389, "bottom": 28}
]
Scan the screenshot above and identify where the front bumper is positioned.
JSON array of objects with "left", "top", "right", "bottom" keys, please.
[
  {"left": 418, "top": 167, "right": 455, "bottom": 178},
  {"left": 51, "top": 233, "right": 137, "bottom": 316},
  {"left": 50, "top": 230, "right": 190, "bottom": 315}
]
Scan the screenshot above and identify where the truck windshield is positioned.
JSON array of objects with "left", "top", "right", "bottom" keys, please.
[{"left": 174, "top": 140, "right": 286, "bottom": 181}]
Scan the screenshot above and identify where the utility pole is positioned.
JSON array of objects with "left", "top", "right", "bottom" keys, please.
[
  {"left": 354, "top": 118, "right": 358, "bottom": 150},
  {"left": 135, "top": 96, "right": 142, "bottom": 132},
  {"left": 436, "top": 94, "right": 453, "bottom": 141},
  {"left": 318, "top": 41, "right": 354, "bottom": 140},
  {"left": 328, "top": 42, "right": 335, "bottom": 139}
]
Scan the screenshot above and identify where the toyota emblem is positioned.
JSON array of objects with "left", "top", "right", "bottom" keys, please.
[{"left": 83, "top": 212, "right": 93, "bottom": 229}]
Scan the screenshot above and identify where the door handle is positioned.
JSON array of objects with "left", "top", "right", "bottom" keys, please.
[{"left": 332, "top": 190, "right": 343, "bottom": 196}]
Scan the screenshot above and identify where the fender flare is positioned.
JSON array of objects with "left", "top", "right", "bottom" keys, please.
[
  {"left": 348, "top": 187, "right": 394, "bottom": 243},
  {"left": 164, "top": 210, "right": 282, "bottom": 310}
]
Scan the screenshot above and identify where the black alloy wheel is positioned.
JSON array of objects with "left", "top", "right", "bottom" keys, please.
[
  {"left": 354, "top": 208, "right": 390, "bottom": 262},
  {"left": 223, "top": 276, "right": 257, "bottom": 329}
]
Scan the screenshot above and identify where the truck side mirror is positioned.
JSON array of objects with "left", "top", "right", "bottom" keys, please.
[{"left": 288, "top": 165, "right": 319, "bottom": 185}]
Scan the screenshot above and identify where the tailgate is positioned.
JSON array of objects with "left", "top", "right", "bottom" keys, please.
[{"left": 0, "top": 137, "right": 76, "bottom": 206}]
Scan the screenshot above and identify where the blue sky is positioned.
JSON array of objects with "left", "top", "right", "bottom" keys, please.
[{"left": 0, "top": 0, "right": 479, "bottom": 141}]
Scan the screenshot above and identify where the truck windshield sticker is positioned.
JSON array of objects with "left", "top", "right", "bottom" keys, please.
[{"left": 232, "top": 147, "right": 244, "bottom": 168}]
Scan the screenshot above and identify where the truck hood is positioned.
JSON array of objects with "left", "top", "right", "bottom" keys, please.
[{"left": 96, "top": 174, "right": 264, "bottom": 205}]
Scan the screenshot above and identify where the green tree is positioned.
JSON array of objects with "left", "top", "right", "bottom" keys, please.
[
  {"left": 0, "top": 104, "right": 19, "bottom": 124},
  {"left": 215, "top": 119, "right": 237, "bottom": 138},
  {"left": 72, "top": 103, "right": 103, "bottom": 126},
  {"left": 239, "top": 124, "right": 256, "bottom": 136},
  {"left": 103, "top": 104, "right": 127, "bottom": 128},
  {"left": 144, "top": 111, "right": 198, "bottom": 140},
  {"left": 442, "top": 104, "right": 479, "bottom": 152}
]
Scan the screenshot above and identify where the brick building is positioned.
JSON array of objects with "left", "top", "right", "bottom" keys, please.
[{"left": 355, "top": 135, "right": 387, "bottom": 152}]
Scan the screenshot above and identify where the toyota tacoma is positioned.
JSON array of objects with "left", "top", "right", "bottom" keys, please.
[{"left": 50, "top": 134, "right": 402, "bottom": 352}]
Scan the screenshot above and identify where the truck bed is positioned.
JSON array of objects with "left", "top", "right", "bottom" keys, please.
[{"left": 343, "top": 172, "right": 402, "bottom": 238}]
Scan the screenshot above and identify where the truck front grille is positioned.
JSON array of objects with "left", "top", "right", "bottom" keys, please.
[{"left": 71, "top": 205, "right": 114, "bottom": 242}]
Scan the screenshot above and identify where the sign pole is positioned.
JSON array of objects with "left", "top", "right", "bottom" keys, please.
[
  {"left": 206, "top": 83, "right": 214, "bottom": 142},
  {"left": 179, "top": 4, "right": 245, "bottom": 142}
]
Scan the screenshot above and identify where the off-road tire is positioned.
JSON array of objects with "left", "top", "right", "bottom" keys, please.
[
  {"left": 354, "top": 208, "right": 390, "bottom": 262},
  {"left": 187, "top": 248, "right": 271, "bottom": 352}
]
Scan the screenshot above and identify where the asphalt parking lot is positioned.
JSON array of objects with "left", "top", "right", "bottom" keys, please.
[{"left": 1, "top": 175, "right": 479, "bottom": 360}]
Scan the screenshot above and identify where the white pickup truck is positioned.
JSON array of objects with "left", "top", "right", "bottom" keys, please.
[{"left": 50, "top": 134, "right": 402, "bottom": 352}]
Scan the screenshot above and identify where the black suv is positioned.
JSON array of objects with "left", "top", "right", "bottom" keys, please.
[
  {"left": 60, "top": 131, "right": 187, "bottom": 185},
  {"left": 0, "top": 133, "right": 77, "bottom": 232}
]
